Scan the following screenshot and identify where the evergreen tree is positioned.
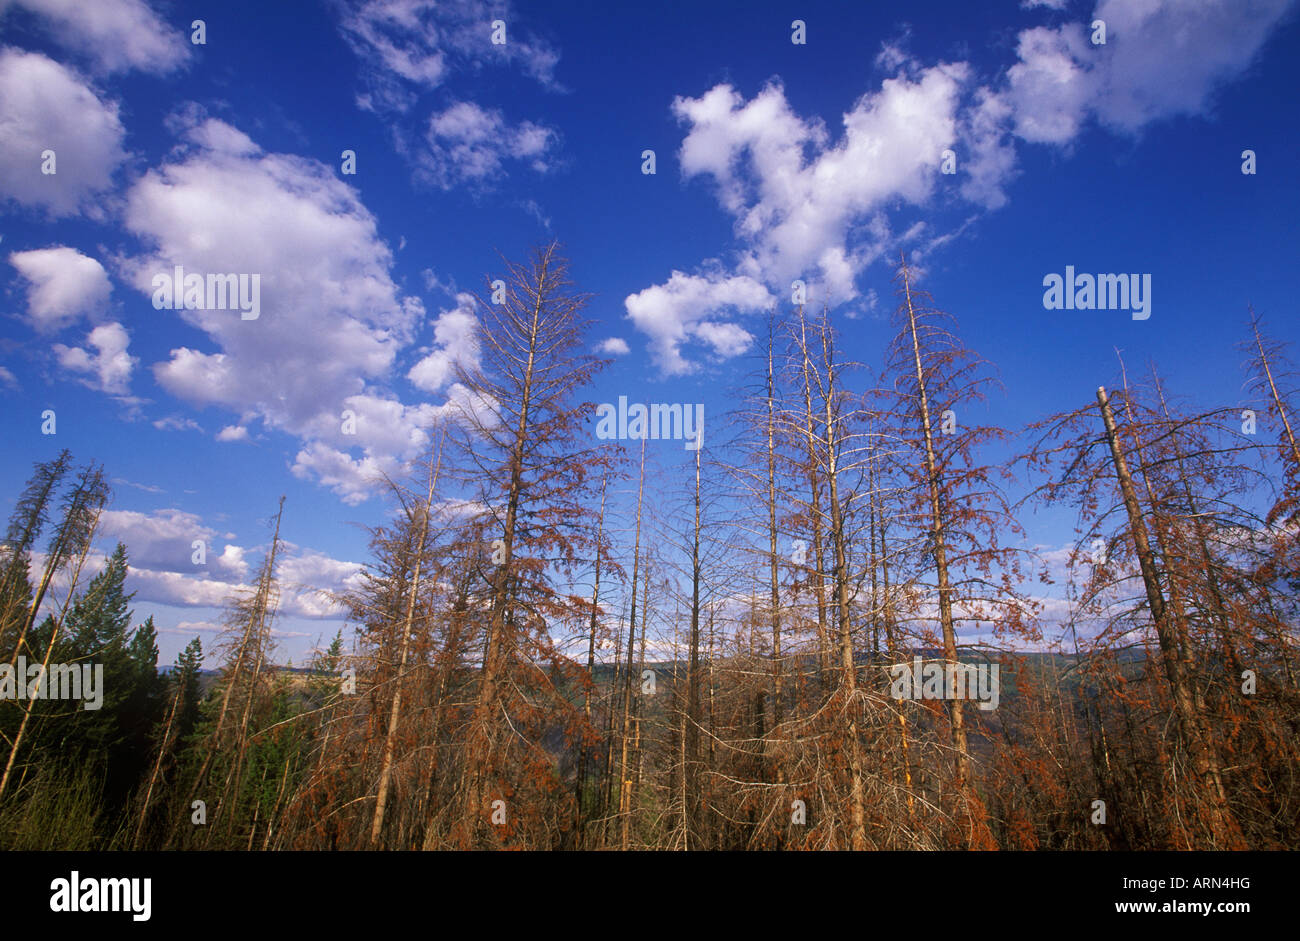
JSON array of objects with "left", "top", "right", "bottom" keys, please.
[
  {"left": 174, "top": 637, "right": 204, "bottom": 741},
  {"left": 40, "top": 545, "right": 164, "bottom": 809}
]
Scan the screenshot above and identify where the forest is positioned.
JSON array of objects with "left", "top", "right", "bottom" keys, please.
[{"left": 1, "top": 242, "right": 1296, "bottom": 851}]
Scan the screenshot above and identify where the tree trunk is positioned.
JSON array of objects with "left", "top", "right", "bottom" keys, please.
[{"left": 1095, "top": 386, "right": 1238, "bottom": 847}]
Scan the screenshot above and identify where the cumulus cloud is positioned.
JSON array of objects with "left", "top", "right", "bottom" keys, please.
[
  {"left": 83, "top": 509, "right": 362, "bottom": 618},
  {"left": 336, "top": 0, "right": 563, "bottom": 188},
  {"left": 98, "top": 508, "right": 246, "bottom": 580},
  {"left": 626, "top": 0, "right": 1291, "bottom": 374},
  {"left": 53, "top": 322, "right": 135, "bottom": 395},
  {"left": 0, "top": 0, "right": 190, "bottom": 75},
  {"left": 408, "top": 291, "right": 479, "bottom": 392},
  {"left": 625, "top": 67, "right": 975, "bottom": 373},
  {"left": 289, "top": 392, "right": 450, "bottom": 505},
  {"left": 674, "top": 68, "right": 968, "bottom": 300},
  {"left": 289, "top": 441, "right": 391, "bottom": 507},
  {"left": 420, "top": 101, "right": 558, "bottom": 189},
  {"left": 692, "top": 321, "right": 753, "bottom": 359},
  {"left": 8, "top": 246, "right": 111, "bottom": 331},
  {"left": 277, "top": 549, "right": 366, "bottom": 617},
  {"left": 121, "top": 113, "right": 446, "bottom": 502},
  {"left": 289, "top": 380, "right": 498, "bottom": 504},
  {"left": 596, "top": 337, "right": 630, "bottom": 356},
  {"left": 125, "top": 115, "right": 422, "bottom": 428},
  {"left": 1090, "top": 0, "right": 1291, "bottom": 131},
  {"left": 1004, "top": 0, "right": 1293, "bottom": 143},
  {"left": 1003, "top": 23, "right": 1097, "bottom": 144},
  {"left": 216, "top": 425, "right": 249, "bottom": 442},
  {"left": 126, "top": 569, "right": 238, "bottom": 608},
  {"left": 624, "top": 270, "right": 773, "bottom": 375},
  {"left": 0, "top": 49, "right": 126, "bottom": 217},
  {"left": 958, "top": 88, "right": 1017, "bottom": 210}
]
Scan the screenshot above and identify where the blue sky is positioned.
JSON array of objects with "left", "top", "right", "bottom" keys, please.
[{"left": 1, "top": 0, "right": 1297, "bottom": 665}]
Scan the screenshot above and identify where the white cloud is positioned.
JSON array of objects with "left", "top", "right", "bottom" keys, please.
[
  {"left": 959, "top": 88, "right": 1017, "bottom": 210},
  {"left": 125, "top": 115, "right": 422, "bottom": 430},
  {"left": 8, "top": 246, "right": 111, "bottom": 331},
  {"left": 290, "top": 393, "right": 447, "bottom": 505},
  {"left": 126, "top": 570, "right": 238, "bottom": 608},
  {"left": 0, "top": 49, "right": 126, "bottom": 217},
  {"left": 1003, "top": 0, "right": 1294, "bottom": 144},
  {"left": 330, "top": 392, "right": 441, "bottom": 458},
  {"left": 53, "top": 321, "right": 135, "bottom": 395},
  {"left": 121, "top": 114, "right": 447, "bottom": 502},
  {"left": 98, "top": 508, "right": 246, "bottom": 580},
  {"left": 290, "top": 442, "right": 391, "bottom": 507},
  {"left": 1003, "top": 23, "right": 1095, "bottom": 144},
  {"left": 277, "top": 549, "right": 366, "bottom": 617},
  {"left": 692, "top": 321, "right": 753, "bottom": 359},
  {"left": 624, "top": 270, "right": 773, "bottom": 375},
  {"left": 153, "top": 415, "right": 201, "bottom": 432},
  {"left": 112, "top": 477, "right": 164, "bottom": 494},
  {"left": 278, "top": 548, "right": 365, "bottom": 589},
  {"left": 1091, "top": 0, "right": 1292, "bottom": 132},
  {"left": 213, "top": 544, "right": 247, "bottom": 577},
  {"left": 421, "top": 101, "right": 558, "bottom": 189},
  {"left": 0, "top": 365, "right": 17, "bottom": 388},
  {"left": 628, "top": 66, "right": 978, "bottom": 373},
  {"left": 337, "top": 0, "right": 561, "bottom": 112},
  {"left": 673, "top": 68, "right": 968, "bottom": 301},
  {"left": 519, "top": 198, "right": 551, "bottom": 230},
  {"left": 421, "top": 267, "right": 456, "bottom": 294},
  {"left": 163, "top": 620, "right": 223, "bottom": 636},
  {"left": 596, "top": 337, "right": 630, "bottom": 356},
  {"left": 290, "top": 381, "right": 495, "bottom": 504},
  {"left": 216, "top": 424, "right": 249, "bottom": 442},
  {"left": 0, "top": 0, "right": 190, "bottom": 75},
  {"left": 88, "top": 507, "right": 361, "bottom": 618},
  {"left": 626, "top": 0, "right": 1291, "bottom": 375},
  {"left": 407, "top": 291, "right": 479, "bottom": 392},
  {"left": 843, "top": 286, "right": 882, "bottom": 321},
  {"left": 336, "top": 0, "right": 563, "bottom": 189}
]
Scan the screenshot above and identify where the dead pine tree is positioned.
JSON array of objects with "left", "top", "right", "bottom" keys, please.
[
  {"left": 369, "top": 428, "right": 446, "bottom": 847},
  {"left": 211, "top": 497, "right": 287, "bottom": 849},
  {"left": 895, "top": 259, "right": 969, "bottom": 798},
  {"left": 1094, "top": 386, "right": 1241, "bottom": 847},
  {"left": 574, "top": 474, "right": 612, "bottom": 845},
  {"left": 0, "top": 462, "right": 110, "bottom": 803},
  {"left": 0, "top": 450, "right": 73, "bottom": 660},
  {"left": 132, "top": 671, "right": 186, "bottom": 849},
  {"left": 885, "top": 255, "right": 1033, "bottom": 847},
  {"left": 4, "top": 455, "right": 101, "bottom": 672},
  {"left": 618, "top": 439, "right": 647, "bottom": 850},
  {"left": 167, "top": 496, "right": 285, "bottom": 849},
  {"left": 683, "top": 443, "right": 705, "bottom": 849},
  {"left": 789, "top": 304, "right": 832, "bottom": 677},
  {"left": 787, "top": 303, "right": 869, "bottom": 850},
  {"left": 450, "top": 241, "right": 607, "bottom": 848}
]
